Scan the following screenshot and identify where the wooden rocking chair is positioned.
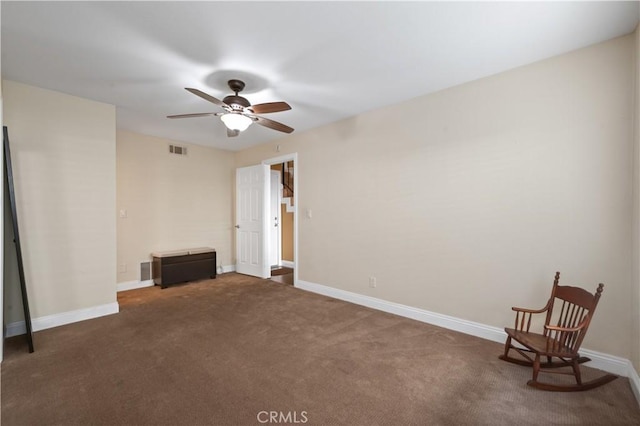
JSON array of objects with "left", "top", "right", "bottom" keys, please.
[{"left": 499, "top": 272, "right": 618, "bottom": 391}]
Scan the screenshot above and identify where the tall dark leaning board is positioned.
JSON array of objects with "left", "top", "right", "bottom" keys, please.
[{"left": 3, "top": 126, "right": 34, "bottom": 352}]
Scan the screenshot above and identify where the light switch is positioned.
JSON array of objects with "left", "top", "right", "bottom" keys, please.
[
  {"left": 119, "top": 209, "right": 127, "bottom": 218},
  {"left": 306, "top": 208, "right": 312, "bottom": 219}
]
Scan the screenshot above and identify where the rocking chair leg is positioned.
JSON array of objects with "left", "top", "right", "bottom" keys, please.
[
  {"left": 572, "top": 360, "right": 583, "bottom": 385},
  {"left": 532, "top": 354, "right": 541, "bottom": 383},
  {"left": 503, "top": 336, "right": 512, "bottom": 358}
]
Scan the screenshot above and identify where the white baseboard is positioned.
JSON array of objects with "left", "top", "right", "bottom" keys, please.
[
  {"left": 281, "top": 260, "right": 295, "bottom": 269},
  {"left": 5, "top": 302, "right": 119, "bottom": 338},
  {"left": 297, "top": 279, "right": 506, "bottom": 344},
  {"left": 221, "top": 264, "right": 236, "bottom": 273},
  {"left": 296, "top": 279, "right": 640, "bottom": 400},
  {"left": 117, "top": 279, "right": 154, "bottom": 292}
]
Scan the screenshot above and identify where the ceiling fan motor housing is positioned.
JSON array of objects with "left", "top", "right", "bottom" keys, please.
[
  {"left": 224, "top": 79, "right": 250, "bottom": 111},
  {"left": 222, "top": 95, "right": 250, "bottom": 110}
]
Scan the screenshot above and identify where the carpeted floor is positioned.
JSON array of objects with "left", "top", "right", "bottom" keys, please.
[{"left": 2, "top": 273, "right": 639, "bottom": 425}]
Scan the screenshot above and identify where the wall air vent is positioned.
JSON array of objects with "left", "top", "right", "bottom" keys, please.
[
  {"left": 140, "top": 261, "right": 151, "bottom": 281},
  {"left": 169, "top": 144, "right": 187, "bottom": 156}
]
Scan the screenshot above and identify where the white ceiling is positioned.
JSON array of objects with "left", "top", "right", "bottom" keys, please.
[{"left": 2, "top": 1, "right": 638, "bottom": 151}]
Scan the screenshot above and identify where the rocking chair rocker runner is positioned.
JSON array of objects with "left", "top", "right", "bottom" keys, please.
[{"left": 499, "top": 272, "right": 618, "bottom": 391}]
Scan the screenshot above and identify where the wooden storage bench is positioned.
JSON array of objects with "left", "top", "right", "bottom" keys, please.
[{"left": 151, "top": 247, "right": 216, "bottom": 288}]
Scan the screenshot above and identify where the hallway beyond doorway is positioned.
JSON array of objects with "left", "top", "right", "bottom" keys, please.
[{"left": 270, "top": 266, "right": 293, "bottom": 285}]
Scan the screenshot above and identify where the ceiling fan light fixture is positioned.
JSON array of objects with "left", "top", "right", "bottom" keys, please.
[{"left": 220, "top": 113, "right": 252, "bottom": 132}]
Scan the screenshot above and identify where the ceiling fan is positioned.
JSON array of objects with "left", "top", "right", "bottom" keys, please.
[{"left": 167, "top": 79, "right": 294, "bottom": 137}]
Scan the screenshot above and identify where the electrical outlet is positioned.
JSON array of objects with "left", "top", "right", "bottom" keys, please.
[{"left": 369, "top": 276, "right": 377, "bottom": 288}]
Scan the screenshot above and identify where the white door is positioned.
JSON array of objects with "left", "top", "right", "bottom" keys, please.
[
  {"left": 270, "top": 170, "right": 282, "bottom": 267},
  {"left": 236, "top": 165, "right": 270, "bottom": 278}
]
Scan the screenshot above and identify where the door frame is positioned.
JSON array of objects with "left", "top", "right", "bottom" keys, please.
[{"left": 262, "top": 153, "right": 298, "bottom": 286}]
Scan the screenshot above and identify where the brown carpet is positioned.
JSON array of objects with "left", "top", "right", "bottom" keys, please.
[{"left": 2, "top": 273, "right": 639, "bottom": 425}]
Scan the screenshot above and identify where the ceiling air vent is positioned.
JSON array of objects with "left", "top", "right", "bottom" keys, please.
[{"left": 169, "top": 144, "right": 187, "bottom": 156}]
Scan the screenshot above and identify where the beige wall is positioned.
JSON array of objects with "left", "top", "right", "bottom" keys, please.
[
  {"left": 116, "top": 131, "right": 234, "bottom": 283},
  {"left": 237, "top": 35, "right": 635, "bottom": 358},
  {"left": 2, "top": 80, "right": 116, "bottom": 322}
]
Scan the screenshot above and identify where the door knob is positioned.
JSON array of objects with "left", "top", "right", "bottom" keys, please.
[{"left": 235, "top": 225, "right": 240, "bottom": 229}]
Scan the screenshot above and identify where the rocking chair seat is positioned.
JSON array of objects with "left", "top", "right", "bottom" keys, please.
[{"left": 504, "top": 328, "right": 575, "bottom": 358}]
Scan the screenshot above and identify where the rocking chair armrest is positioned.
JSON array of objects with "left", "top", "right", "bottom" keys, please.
[
  {"left": 544, "top": 323, "right": 585, "bottom": 333},
  {"left": 511, "top": 306, "right": 548, "bottom": 314},
  {"left": 510, "top": 304, "right": 550, "bottom": 332}
]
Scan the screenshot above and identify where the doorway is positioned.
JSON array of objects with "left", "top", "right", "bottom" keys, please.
[
  {"left": 234, "top": 154, "right": 297, "bottom": 284},
  {"left": 263, "top": 154, "right": 297, "bottom": 286}
]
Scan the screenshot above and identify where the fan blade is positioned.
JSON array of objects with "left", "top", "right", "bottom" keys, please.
[
  {"left": 254, "top": 116, "right": 294, "bottom": 134},
  {"left": 248, "top": 102, "right": 291, "bottom": 114},
  {"left": 167, "top": 112, "right": 217, "bottom": 119},
  {"left": 227, "top": 128, "right": 239, "bottom": 138},
  {"left": 185, "top": 88, "right": 230, "bottom": 110}
]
